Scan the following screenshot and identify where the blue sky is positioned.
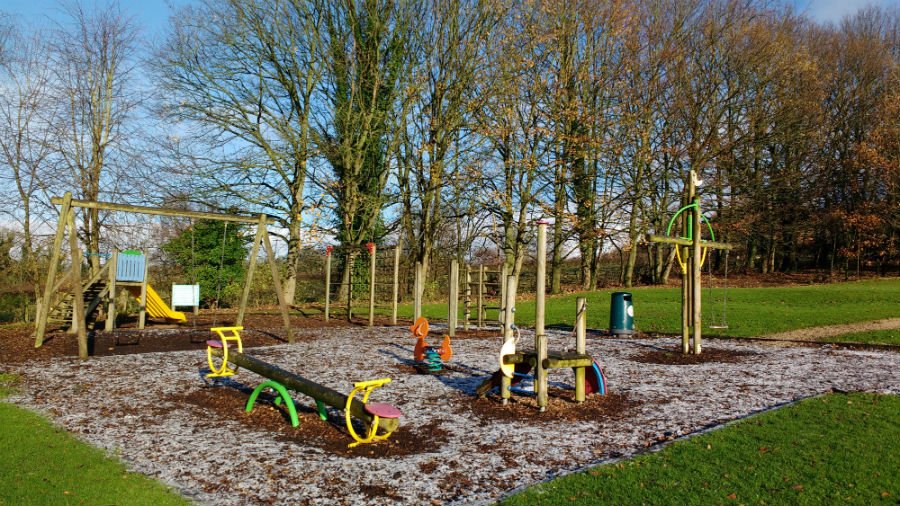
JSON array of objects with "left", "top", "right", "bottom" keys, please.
[
  {"left": 795, "top": 0, "right": 900, "bottom": 23},
  {"left": 3, "top": 0, "right": 900, "bottom": 33}
]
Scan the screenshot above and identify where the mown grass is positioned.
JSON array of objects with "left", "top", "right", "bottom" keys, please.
[
  {"left": 503, "top": 392, "right": 900, "bottom": 505},
  {"left": 408, "top": 278, "right": 900, "bottom": 339},
  {"left": 0, "top": 374, "right": 189, "bottom": 506},
  {"left": 826, "top": 329, "right": 900, "bottom": 346}
]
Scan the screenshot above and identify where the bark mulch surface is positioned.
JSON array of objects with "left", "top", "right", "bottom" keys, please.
[
  {"left": 0, "top": 312, "right": 496, "bottom": 363},
  {"left": 2, "top": 318, "right": 899, "bottom": 505}
]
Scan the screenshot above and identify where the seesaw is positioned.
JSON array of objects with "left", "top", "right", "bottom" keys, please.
[{"left": 205, "top": 327, "right": 400, "bottom": 447}]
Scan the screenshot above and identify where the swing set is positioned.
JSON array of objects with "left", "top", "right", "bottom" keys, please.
[
  {"left": 33, "top": 192, "right": 294, "bottom": 358},
  {"left": 647, "top": 170, "right": 733, "bottom": 355}
]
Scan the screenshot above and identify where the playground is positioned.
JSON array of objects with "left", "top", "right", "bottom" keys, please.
[{"left": 3, "top": 316, "right": 899, "bottom": 505}]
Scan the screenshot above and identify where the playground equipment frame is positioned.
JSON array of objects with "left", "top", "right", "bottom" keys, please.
[{"left": 33, "top": 192, "right": 294, "bottom": 357}]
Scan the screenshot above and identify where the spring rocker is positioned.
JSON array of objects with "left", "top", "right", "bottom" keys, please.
[
  {"left": 203, "top": 328, "right": 401, "bottom": 446},
  {"left": 646, "top": 170, "right": 733, "bottom": 355},
  {"left": 475, "top": 222, "right": 607, "bottom": 411},
  {"left": 205, "top": 326, "right": 244, "bottom": 377},
  {"left": 410, "top": 317, "right": 453, "bottom": 374}
]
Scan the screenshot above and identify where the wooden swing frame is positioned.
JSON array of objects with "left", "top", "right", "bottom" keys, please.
[{"left": 33, "top": 192, "right": 294, "bottom": 358}]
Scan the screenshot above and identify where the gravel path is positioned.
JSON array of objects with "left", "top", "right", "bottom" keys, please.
[
  {"left": 759, "top": 318, "right": 900, "bottom": 341},
  {"left": 5, "top": 327, "right": 900, "bottom": 505}
]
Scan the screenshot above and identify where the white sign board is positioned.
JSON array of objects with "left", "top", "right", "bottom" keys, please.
[{"left": 172, "top": 284, "right": 200, "bottom": 307}]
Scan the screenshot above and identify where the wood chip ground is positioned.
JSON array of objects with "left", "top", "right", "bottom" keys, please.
[{"left": 4, "top": 325, "right": 899, "bottom": 505}]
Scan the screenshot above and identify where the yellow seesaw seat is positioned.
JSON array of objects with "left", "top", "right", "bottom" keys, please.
[{"left": 205, "top": 326, "right": 243, "bottom": 378}]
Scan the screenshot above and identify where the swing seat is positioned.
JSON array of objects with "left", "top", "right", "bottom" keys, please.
[
  {"left": 206, "top": 339, "right": 223, "bottom": 348},
  {"left": 708, "top": 325, "right": 729, "bottom": 329}
]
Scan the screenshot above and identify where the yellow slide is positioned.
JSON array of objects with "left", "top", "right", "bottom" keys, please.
[{"left": 125, "top": 285, "right": 187, "bottom": 323}]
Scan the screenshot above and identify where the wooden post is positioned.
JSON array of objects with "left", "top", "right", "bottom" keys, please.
[
  {"left": 105, "top": 251, "right": 118, "bottom": 331},
  {"left": 500, "top": 274, "right": 517, "bottom": 404},
  {"left": 499, "top": 264, "right": 509, "bottom": 326},
  {"left": 346, "top": 251, "right": 353, "bottom": 322},
  {"left": 448, "top": 259, "right": 459, "bottom": 337},
  {"left": 575, "top": 297, "right": 587, "bottom": 402},
  {"left": 138, "top": 255, "right": 148, "bottom": 330},
  {"left": 324, "top": 247, "right": 332, "bottom": 321},
  {"left": 259, "top": 216, "right": 294, "bottom": 343},
  {"left": 413, "top": 261, "right": 423, "bottom": 321},
  {"left": 34, "top": 192, "right": 71, "bottom": 347},
  {"left": 477, "top": 265, "right": 484, "bottom": 328},
  {"left": 237, "top": 216, "right": 265, "bottom": 326},
  {"left": 535, "top": 221, "right": 549, "bottom": 410},
  {"left": 692, "top": 196, "right": 702, "bottom": 354},
  {"left": 391, "top": 245, "right": 400, "bottom": 325},
  {"left": 463, "top": 265, "right": 471, "bottom": 331},
  {"left": 502, "top": 275, "right": 516, "bottom": 340},
  {"left": 368, "top": 243, "right": 377, "bottom": 327},
  {"left": 67, "top": 209, "right": 88, "bottom": 359}
]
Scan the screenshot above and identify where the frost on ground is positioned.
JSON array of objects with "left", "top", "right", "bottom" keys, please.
[{"left": 5, "top": 326, "right": 900, "bottom": 505}]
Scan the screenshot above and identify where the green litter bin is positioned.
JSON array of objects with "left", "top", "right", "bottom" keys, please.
[{"left": 609, "top": 292, "right": 634, "bottom": 336}]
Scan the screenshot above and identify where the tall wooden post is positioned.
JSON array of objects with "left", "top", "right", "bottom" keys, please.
[
  {"left": 413, "top": 261, "right": 423, "bottom": 320},
  {"left": 499, "top": 264, "right": 509, "bottom": 326},
  {"left": 500, "top": 274, "right": 517, "bottom": 404},
  {"left": 67, "top": 209, "right": 88, "bottom": 359},
  {"left": 535, "top": 221, "right": 549, "bottom": 410},
  {"left": 367, "top": 243, "right": 376, "bottom": 327},
  {"left": 682, "top": 173, "right": 695, "bottom": 354},
  {"left": 237, "top": 216, "right": 265, "bottom": 326},
  {"left": 324, "top": 246, "right": 332, "bottom": 321},
  {"left": 463, "top": 265, "right": 471, "bottom": 331},
  {"left": 448, "top": 259, "right": 459, "bottom": 337},
  {"left": 575, "top": 297, "right": 587, "bottom": 403},
  {"left": 691, "top": 196, "right": 703, "bottom": 354},
  {"left": 260, "top": 216, "right": 294, "bottom": 343},
  {"left": 138, "top": 256, "right": 148, "bottom": 330},
  {"left": 346, "top": 250, "right": 354, "bottom": 322},
  {"left": 391, "top": 245, "right": 400, "bottom": 325},
  {"left": 105, "top": 251, "right": 118, "bottom": 331},
  {"left": 34, "top": 192, "right": 72, "bottom": 347},
  {"left": 477, "top": 265, "right": 485, "bottom": 328}
]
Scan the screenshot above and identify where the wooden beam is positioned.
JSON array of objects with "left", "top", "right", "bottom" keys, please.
[
  {"left": 34, "top": 192, "right": 71, "bottom": 347},
  {"left": 237, "top": 216, "right": 265, "bottom": 327},
  {"left": 67, "top": 209, "right": 88, "bottom": 359},
  {"left": 391, "top": 245, "right": 400, "bottom": 325},
  {"left": 692, "top": 197, "right": 702, "bottom": 355},
  {"left": 368, "top": 243, "right": 376, "bottom": 327},
  {"left": 212, "top": 348, "right": 399, "bottom": 433},
  {"left": 543, "top": 355, "right": 594, "bottom": 369},
  {"left": 448, "top": 259, "right": 458, "bottom": 337},
  {"left": 535, "top": 222, "right": 548, "bottom": 410},
  {"left": 413, "top": 261, "right": 422, "bottom": 321},
  {"left": 50, "top": 196, "right": 273, "bottom": 224},
  {"left": 324, "top": 248, "right": 332, "bottom": 321},
  {"left": 260, "top": 215, "right": 294, "bottom": 343},
  {"left": 646, "top": 234, "right": 733, "bottom": 250},
  {"left": 575, "top": 297, "right": 586, "bottom": 402}
]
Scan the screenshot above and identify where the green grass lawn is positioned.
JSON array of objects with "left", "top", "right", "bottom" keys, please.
[
  {"left": 826, "top": 329, "right": 900, "bottom": 346},
  {"left": 503, "top": 392, "right": 900, "bottom": 505},
  {"left": 408, "top": 278, "right": 900, "bottom": 339},
  {"left": 0, "top": 374, "right": 189, "bottom": 506}
]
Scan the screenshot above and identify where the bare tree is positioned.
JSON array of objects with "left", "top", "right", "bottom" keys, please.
[
  {"left": 156, "top": 0, "right": 325, "bottom": 304},
  {"left": 46, "top": 1, "right": 140, "bottom": 272},
  {"left": 0, "top": 27, "right": 55, "bottom": 274},
  {"left": 397, "top": 0, "right": 497, "bottom": 281}
]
